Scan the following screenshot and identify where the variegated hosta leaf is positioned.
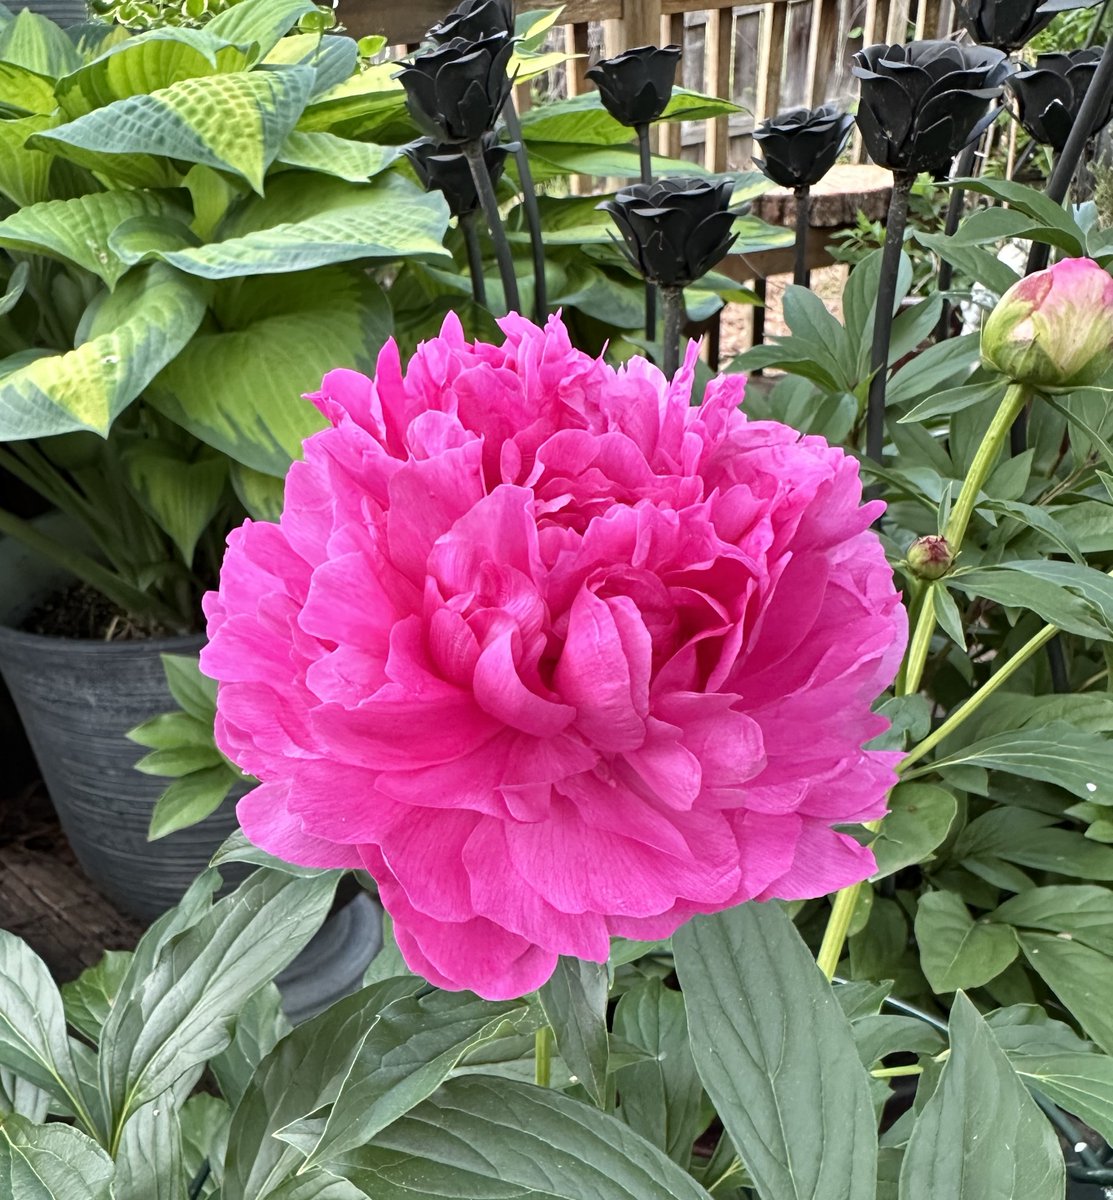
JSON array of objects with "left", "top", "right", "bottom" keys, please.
[
  {"left": 0, "top": 9, "right": 81, "bottom": 78},
  {"left": 147, "top": 266, "right": 390, "bottom": 474},
  {"left": 33, "top": 64, "right": 315, "bottom": 193},
  {"left": 0, "top": 190, "right": 189, "bottom": 287},
  {"left": 296, "top": 61, "right": 404, "bottom": 134},
  {"left": 24, "top": 131, "right": 185, "bottom": 191},
  {"left": 203, "top": 0, "right": 317, "bottom": 62},
  {"left": 55, "top": 28, "right": 254, "bottom": 120},
  {"left": 265, "top": 33, "right": 359, "bottom": 99},
  {"left": 122, "top": 171, "right": 450, "bottom": 279},
  {"left": 0, "top": 264, "right": 207, "bottom": 440},
  {"left": 0, "top": 112, "right": 57, "bottom": 206},
  {"left": 0, "top": 62, "right": 56, "bottom": 116},
  {"left": 274, "top": 130, "right": 398, "bottom": 181}
]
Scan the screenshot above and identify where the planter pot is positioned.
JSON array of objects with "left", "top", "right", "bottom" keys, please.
[{"left": 0, "top": 536, "right": 242, "bottom": 921}]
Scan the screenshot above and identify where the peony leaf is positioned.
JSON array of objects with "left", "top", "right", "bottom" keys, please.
[
  {"left": 0, "top": 1116, "right": 114, "bottom": 1200},
  {"left": 991, "top": 885, "right": 1113, "bottom": 956},
  {"left": 899, "top": 994, "right": 1064, "bottom": 1200},
  {"left": 539, "top": 957, "right": 610, "bottom": 1109},
  {"left": 147, "top": 267, "right": 390, "bottom": 476},
  {"left": 914, "top": 891, "right": 1019, "bottom": 993},
  {"left": 209, "top": 983, "right": 288, "bottom": 1109},
  {"left": 293, "top": 991, "right": 528, "bottom": 1168},
  {"left": 870, "top": 783, "right": 957, "bottom": 879},
  {"left": 112, "top": 1093, "right": 184, "bottom": 1200},
  {"left": 147, "top": 766, "right": 236, "bottom": 841},
  {"left": 160, "top": 653, "right": 216, "bottom": 722},
  {"left": 327, "top": 1075, "right": 716, "bottom": 1200},
  {"left": 98, "top": 869, "right": 338, "bottom": 1133},
  {"left": 612, "top": 977, "right": 709, "bottom": 1165},
  {"left": 221, "top": 975, "right": 424, "bottom": 1200},
  {"left": 1019, "top": 933, "right": 1113, "bottom": 1056},
  {"left": 1011, "top": 1052, "right": 1113, "bottom": 1148},
  {"left": 674, "top": 903, "right": 877, "bottom": 1200},
  {"left": 61, "top": 950, "right": 133, "bottom": 1044}
]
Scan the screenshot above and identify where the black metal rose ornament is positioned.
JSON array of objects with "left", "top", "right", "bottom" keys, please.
[
  {"left": 405, "top": 134, "right": 511, "bottom": 217},
  {"left": 853, "top": 40, "right": 1011, "bottom": 177},
  {"left": 753, "top": 104, "right": 854, "bottom": 189},
  {"left": 585, "top": 44, "right": 682, "bottom": 128},
  {"left": 1009, "top": 49, "right": 1113, "bottom": 153},
  {"left": 953, "top": 0, "right": 1057, "bottom": 51},
  {"left": 428, "top": 0, "right": 514, "bottom": 43},
  {"left": 600, "top": 177, "right": 737, "bottom": 375}
]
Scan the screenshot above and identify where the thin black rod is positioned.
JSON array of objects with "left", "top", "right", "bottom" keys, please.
[
  {"left": 637, "top": 123, "right": 657, "bottom": 342},
  {"left": 793, "top": 186, "right": 811, "bottom": 288},
  {"left": 751, "top": 276, "right": 767, "bottom": 363},
  {"left": 463, "top": 138, "right": 521, "bottom": 314},
  {"left": 866, "top": 171, "right": 915, "bottom": 464},
  {"left": 460, "top": 210, "right": 488, "bottom": 308},
  {"left": 661, "top": 285, "right": 684, "bottom": 377},
  {"left": 1087, "top": 0, "right": 1113, "bottom": 46},
  {"left": 936, "top": 140, "right": 979, "bottom": 340},
  {"left": 188, "top": 1162, "right": 212, "bottom": 1200},
  {"left": 502, "top": 96, "right": 547, "bottom": 324}
]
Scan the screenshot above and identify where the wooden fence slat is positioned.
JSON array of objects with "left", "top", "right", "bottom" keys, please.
[
  {"left": 704, "top": 5, "right": 733, "bottom": 170},
  {"left": 564, "top": 21, "right": 591, "bottom": 95},
  {"left": 806, "top": 0, "right": 841, "bottom": 105},
  {"left": 661, "top": 10, "right": 686, "bottom": 158},
  {"left": 755, "top": 0, "right": 788, "bottom": 122}
]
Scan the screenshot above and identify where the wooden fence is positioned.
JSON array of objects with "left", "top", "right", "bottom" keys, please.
[{"left": 342, "top": 0, "right": 959, "bottom": 169}]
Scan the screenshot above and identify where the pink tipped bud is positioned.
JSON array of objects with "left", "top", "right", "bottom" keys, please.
[
  {"left": 982, "top": 257, "right": 1113, "bottom": 390},
  {"left": 907, "top": 535, "right": 953, "bottom": 581}
]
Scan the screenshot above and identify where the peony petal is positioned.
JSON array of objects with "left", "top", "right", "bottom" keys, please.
[{"left": 237, "top": 779, "right": 365, "bottom": 869}]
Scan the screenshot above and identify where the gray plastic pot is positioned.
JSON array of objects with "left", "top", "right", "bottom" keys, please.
[{"left": 0, "top": 530, "right": 380, "bottom": 1019}]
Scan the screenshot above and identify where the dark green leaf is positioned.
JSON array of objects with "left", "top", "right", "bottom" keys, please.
[
  {"left": 1019, "top": 933, "right": 1113, "bottom": 1055},
  {"left": 0, "top": 1116, "right": 114, "bottom": 1199},
  {"left": 539, "top": 958, "right": 610, "bottom": 1108},
  {"left": 914, "top": 891, "right": 1018, "bottom": 993},
  {"left": 674, "top": 903, "right": 877, "bottom": 1200},
  {"left": 113, "top": 1092, "right": 185, "bottom": 1200},
  {"left": 871, "top": 784, "right": 957, "bottom": 879},
  {"left": 61, "top": 950, "right": 133, "bottom": 1044}
]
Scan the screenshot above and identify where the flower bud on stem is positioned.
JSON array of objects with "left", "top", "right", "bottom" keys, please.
[
  {"left": 464, "top": 137, "right": 521, "bottom": 314},
  {"left": 816, "top": 381, "right": 1030, "bottom": 979}
]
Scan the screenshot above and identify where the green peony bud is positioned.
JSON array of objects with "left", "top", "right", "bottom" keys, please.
[
  {"left": 907, "top": 535, "right": 953, "bottom": 581},
  {"left": 981, "top": 257, "right": 1113, "bottom": 390}
]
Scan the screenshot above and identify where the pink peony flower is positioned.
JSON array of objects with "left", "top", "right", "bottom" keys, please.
[{"left": 201, "top": 314, "right": 907, "bottom": 1000}]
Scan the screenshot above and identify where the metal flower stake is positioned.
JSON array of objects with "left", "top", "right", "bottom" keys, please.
[
  {"left": 586, "top": 44, "right": 682, "bottom": 341},
  {"left": 428, "top": 0, "right": 548, "bottom": 323},
  {"left": 406, "top": 134, "right": 514, "bottom": 308},
  {"left": 600, "top": 177, "right": 738, "bottom": 376},
  {"left": 398, "top": 30, "right": 521, "bottom": 313},
  {"left": 853, "top": 39, "right": 1010, "bottom": 463},
  {"left": 752, "top": 104, "right": 854, "bottom": 288}
]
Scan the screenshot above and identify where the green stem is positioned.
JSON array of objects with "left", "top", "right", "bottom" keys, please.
[{"left": 535, "top": 1025, "right": 552, "bottom": 1088}]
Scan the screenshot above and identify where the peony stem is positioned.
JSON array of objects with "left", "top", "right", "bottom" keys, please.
[
  {"left": 936, "top": 140, "right": 979, "bottom": 341},
  {"left": 464, "top": 137, "right": 521, "bottom": 314},
  {"left": 460, "top": 210, "right": 488, "bottom": 308},
  {"left": 502, "top": 96, "right": 548, "bottom": 324},
  {"left": 661, "top": 285, "right": 684, "bottom": 377},
  {"left": 535, "top": 1025, "right": 552, "bottom": 1088},
  {"left": 865, "top": 171, "right": 915, "bottom": 464},
  {"left": 818, "top": 383, "right": 1030, "bottom": 976},
  {"left": 793, "top": 186, "right": 811, "bottom": 289},
  {"left": 637, "top": 123, "right": 657, "bottom": 342}
]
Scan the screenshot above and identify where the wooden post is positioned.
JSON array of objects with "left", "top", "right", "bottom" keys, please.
[
  {"left": 704, "top": 5, "right": 733, "bottom": 171},
  {"left": 885, "top": 0, "right": 911, "bottom": 44},
  {"left": 565, "top": 21, "right": 591, "bottom": 96}
]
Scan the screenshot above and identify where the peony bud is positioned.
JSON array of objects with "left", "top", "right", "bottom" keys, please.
[
  {"left": 981, "top": 258, "right": 1113, "bottom": 390},
  {"left": 907, "top": 535, "right": 953, "bottom": 580}
]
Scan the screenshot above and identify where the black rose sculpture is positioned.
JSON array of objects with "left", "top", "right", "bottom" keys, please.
[
  {"left": 585, "top": 44, "right": 682, "bottom": 129},
  {"left": 1009, "top": 49, "right": 1113, "bottom": 153},
  {"left": 953, "top": 0, "right": 1058, "bottom": 51},
  {"left": 600, "top": 177, "right": 737, "bottom": 375},
  {"left": 405, "top": 134, "right": 512, "bottom": 217},
  {"left": 428, "top": 0, "right": 514, "bottom": 44},
  {"left": 853, "top": 40, "right": 1011, "bottom": 177},
  {"left": 752, "top": 104, "right": 854, "bottom": 189},
  {"left": 397, "top": 32, "right": 515, "bottom": 145}
]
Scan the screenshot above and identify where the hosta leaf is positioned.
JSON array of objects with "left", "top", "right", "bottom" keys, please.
[
  {"left": 0, "top": 264, "right": 207, "bottom": 439},
  {"left": 275, "top": 130, "right": 398, "bottom": 181},
  {"left": 230, "top": 461, "right": 284, "bottom": 520},
  {"left": 914, "top": 891, "right": 1018, "bottom": 993},
  {"left": 0, "top": 190, "right": 184, "bottom": 288},
  {"left": 120, "top": 438, "right": 228, "bottom": 562},
  {"left": 674, "top": 903, "right": 876, "bottom": 1200},
  {"left": 55, "top": 28, "right": 253, "bottom": 119},
  {"left": 148, "top": 266, "right": 389, "bottom": 475},
  {"left": 266, "top": 34, "right": 359, "bottom": 99},
  {"left": 0, "top": 1116, "right": 114, "bottom": 1200},
  {"left": 142, "top": 172, "right": 450, "bottom": 279},
  {"left": 0, "top": 9, "right": 81, "bottom": 77},
  {"left": 204, "top": 0, "right": 317, "bottom": 62},
  {"left": 331, "top": 1076, "right": 715, "bottom": 1200},
  {"left": 0, "top": 112, "right": 57, "bottom": 206},
  {"left": 519, "top": 88, "right": 738, "bottom": 147},
  {"left": 0, "top": 62, "right": 56, "bottom": 115},
  {"left": 898, "top": 994, "right": 1064, "bottom": 1200},
  {"left": 35, "top": 66, "right": 315, "bottom": 193}
]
